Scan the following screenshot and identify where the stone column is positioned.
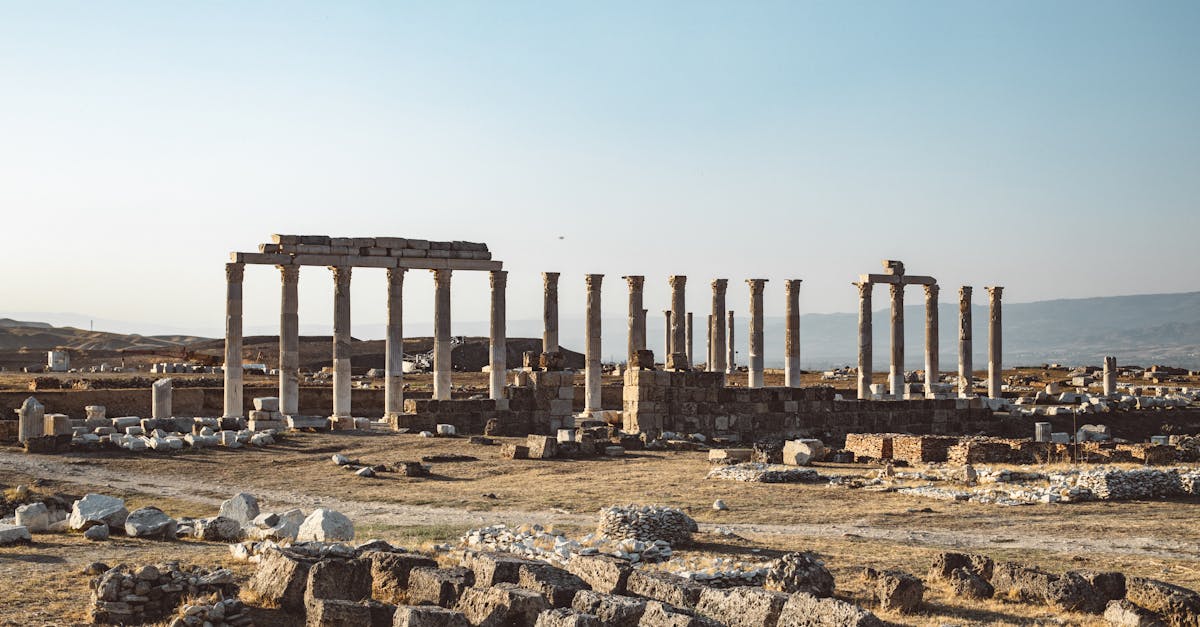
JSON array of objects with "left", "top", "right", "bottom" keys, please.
[
  {"left": 623, "top": 276, "right": 645, "bottom": 362},
  {"left": 889, "top": 282, "right": 905, "bottom": 397},
  {"left": 1103, "top": 356, "right": 1117, "bottom": 396},
  {"left": 542, "top": 272, "right": 560, "bottom": 354},
  {"left": 958, "top": 286, "right": 974, "bottom": 396},
  {"left": 584, "top": 274, "right": 603, "bottom": 413},
  {"left": 433, "top": 269, "right": 453, "bottom": 401},
  {"left": 152, "top": 378, "right": 172, "bottom": 419},
  {"left": 489, "top": 270, "right": 507, "bottom": 402},
  {"left": 663, "top": 310, "right": 672, "bottom": 362},
  {"left": 726, "top": 310, "right": 735, "bottom": 375},
  {"left": 711, "top": 280, "right": 728, "bottom": 374},
  {"left": 855, "top": 281, "right": 872, "bottom": 400},
  {"left": 706, "top": 314, "right": 714, "bottom": 371},
  {"left": 222, "top": 262, "right": 244, "bottom": 419},
  {"left": 986, "top": 286, "right": 1003, "bottom": 398},
  {"left": 384, "top": 268, "right": 406, "bottom": 419},
  {"left": 17, "top": 396, "right": 44, "bottom": 443},
  {"left": 685, "top": 312, "right": 694, "bottom": 367},
  {"left": 924, "top": 284, "right": 940, "bottom": 398},
  {"left": 784, "top": 279, "right": 802, "bottom": 388},
  {"left": 330, "top": 266, "right": 353, "bottom": 420},
  {"left": 747, "top": 279, "right": 767, "bottom": 388},
  {"left": 668, "top": 275, "right": 687, "bottom": 367},
  {"left": 279, "top": 265, "right": 300, "bottom": 417}
]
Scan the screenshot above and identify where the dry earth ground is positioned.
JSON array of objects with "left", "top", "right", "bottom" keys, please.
[{"left": 3, "top": 432, "right": 1200, "bottom": 625}]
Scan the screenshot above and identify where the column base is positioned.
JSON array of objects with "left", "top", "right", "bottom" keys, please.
[{"left": 329, "top": 415, "right": 357, "bottom": 431}]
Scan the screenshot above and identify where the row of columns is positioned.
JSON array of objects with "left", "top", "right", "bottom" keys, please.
[
  {"left": 222, "top": 263, "right": 508, "bottom": 420},
  {"left": 854, "top": 280, "right": 1003, "bottom": 400}
]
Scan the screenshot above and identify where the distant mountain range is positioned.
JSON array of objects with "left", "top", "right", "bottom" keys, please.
[{"left": 3, "top": 291, "right": 1199, "bottom": 369}]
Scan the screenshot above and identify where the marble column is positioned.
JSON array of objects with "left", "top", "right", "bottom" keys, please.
[
  {"left": 711, "top": 280, "right": 728, "bottom": 374},
  {"left": 706, "top": 314, "right": 714, "bottom": 371},
  {"left": 668, "top": 275, "right": 687, "bottom": 367},
  {"left": 489, "top": 270, "right": 507, "bottom": 402},
  {"left": 855, "top": 281, "right": 872, "bottom": 400},
  {"left": 726, "top": 310, "right": 735, "bottom": 375},
  {"left": 784, "top": 279, "right": 802, "bottom": 388},
  {"left": 279, "top": 265, "right": 300, "bottom": 417},
  {"left": 584, "top": 274, "right": 603, "bottom": 413},
  {"left": 663, "top": 310, "right": 671, "bottom": 362},
  {"left": 152, "top": 378, "right": 172, "bottom": 419},
  {"left": 384, "top": 268, "right": 406, "bottom": 419},
  {"left": 958, "top": 286, "right": 973, "bottom": 396},
  {"left": 623, "top": 276, "right": 645, "bottom": 362},
  {"left": 17, "top": 396, "right": 44, "bottom": 444},
  {"left": 685, "top": 312, "right": 694, "bottom": 367},
  {"left": 542, "top": 272, "right": 560, "bottom": 354},
  {"left": 433, "top": 269, "right": 453, "bottom": 401},
  {"left": 1103, "top": 356, "right": 1117, "bottom": 396},
  {"left": 223, "top": 262, "right": 244, "bottom": 418},
  {"left": 986, "top": 286, "right": 1003, "bottom": 398},
  {"left": 889, "top": 282, "right": 905, "bottom": 396},
  {"left": 331, "top": 266, "right": 352, "bottom": 420},
  {"left": 747, "top": 279, "right": 767, "bottom": 388},
  {"left": 924, "top": 284, "right": 939, "bottom": 398}
]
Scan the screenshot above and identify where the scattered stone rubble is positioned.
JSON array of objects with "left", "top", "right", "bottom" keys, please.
[
  {"left": 894, "top": 466, "right": 1200, "bottom": 506},
  {"left": 706, "top": 463, "right": 824, "bottom": 484},
  {"left": 89, "top": 563, "right": 239, "bottom": 625},
  {"left": 598, "top": 505, "right": 697, "bottom": 547}
]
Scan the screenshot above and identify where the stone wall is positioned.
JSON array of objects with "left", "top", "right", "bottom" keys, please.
[{"left": 390, "top": 371, "right": 580, "bottom": 436}]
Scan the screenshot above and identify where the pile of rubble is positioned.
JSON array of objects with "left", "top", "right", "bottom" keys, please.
[
  {"left": 597, "top": 505, "right": 696, "bottom": 547},
  {"left": 461, "top": 523, "right": 677, "bottom": 565},
  {"left": 894, "top": 466, "right": 1200, "bottom": 506},
  {"left": 500, "top": 431, "right": 627, "bottom": 460},
  {"left": 706, "top": 463, "right": 823, "bottom": 483},
  {"left": 89, "top": 563, "right": 238, "bottom": 624}
]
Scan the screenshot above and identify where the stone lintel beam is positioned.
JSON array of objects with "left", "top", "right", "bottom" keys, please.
[
  {"left": 230, "top": 252, "right": 502, "bottom": 272},
  {"left": 859, "top": 273, "right": 936, "bottom": 286}
]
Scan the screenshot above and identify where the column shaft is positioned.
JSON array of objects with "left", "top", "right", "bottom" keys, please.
[
  {"left": 222, "top": 263, "right": 244, "bottom": 418},
  {"left": 685, "top": 312, "right": 694, "bottom": 367},
  {"left": 489, "top": 271, "right": 507, "bottom": 401},
  {"left": 706, "top": 314, "right": 714, "bottom": 371},
  {"left": 668, "top": 275, "right": 687, "bottom": 367},
  {"left": 958, "top": 286, "right": 974, "bottom": 396},
  {"left": 855, "top": 282, "right": 873, "bottom": 400},
  {"left": 924, "top": 284, "right": 939, "bottom": 398},
  {"left": 726, "top": 310, "right": 735, "bottom": 375},
  {"left": 711, "top": 280, "right": 728, "bottom": 374},
  {"left": 889, "top": 283, "right": 905, "bottom": 396},
  {"left": 747, "top": 279, "right": 767, "bottom": 388},
  {"left": 384, "top": 268, "right": 405, "bottom": 418},
  {"left": 784, "top": 279, "right": 802, "bottom": 388},
  {"left": 433, "top": 269, "right": 453, "bottom": 400},
  {"left": 584, "top": 274, "right": 603, "bottom": 413},
  {"left": 331, "top": 266, "right": 352, "bottom": 419},
  {"left": 542, "top": 272, "right": 559, "bottom": 353},
  {"left": 279, "top": 265, "right": 300, "bottom": 417},
  {"left": 623, "top": 276, "right": 645, "bottom": 362},
  {"left": 663, "top": 310, "right": 671, "bottom": 362},
  {"left": 1103, "top": 356, "right": 1117, "bottom": 396},
  {"left": 987, "top": 286, "right": 1003, "bottom": 398}
]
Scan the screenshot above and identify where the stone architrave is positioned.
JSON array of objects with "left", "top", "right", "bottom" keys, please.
[
  {"left": 746, "top": 279, "right": 767, "bottom": 388},
  {"left": 223, "top": 262, "right": 245, "bottom": 418},
  {"left": 433, "top": 269, "right": 453, "bottom": 401},
  {"left": 152, "top": 378, "right": 172, "bottom": 419}
]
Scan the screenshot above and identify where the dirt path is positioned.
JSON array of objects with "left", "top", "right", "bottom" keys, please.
[{"left": 4, "top": 451, "right": 1199, "bottom": 561}]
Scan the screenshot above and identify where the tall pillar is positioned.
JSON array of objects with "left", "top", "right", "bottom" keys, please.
[
  {"left": 489, "top": 270, "right": 507, "bottom": 402},
  {"left": 726, "top": 310, "right": 735, "bottom": 375},
  {"left": 584, "top": 274, "right": 603, "bottom": 413},
  {"left": 711, "top": 280, "right": 728, "bottom": 374},
  {"left": 685, "top": 312, "right": 694, "bottom": 367},
  {"left": 923, "top": 284, "right": 940, "bottom": 398},
  {"left": 17, "top": 396, "right": 44, "bottom": 444},
  {"left": 384, "top": 268, "right": 406, "bottom": 419},
  {"left": 330, "top": 266, "right": 352, "bottom": 420},
  {"left": 855, "top": 281, "right": 872, "bottom": 400},
  {"left": 623, "top": 276, "right": 645, "bottom": 362},
  {"left": 222, "top": 262, "right": 244, "bottom": 418},
  {"left": 986, "top": 286, "right": 1003, "bottom": 398},
  {"left": 747, "top": 279, "right": 767, "bottom": 388},
  {"left": 433, "top": 269, "right": 453, "bottom": 401},
  {"left": 1102, "top": 356, "right": 1117, "bottom": 396},
  {"left": 663, "top": 310, "right": 671, "bottom": 362},
  {"left": 888, "top": 282, "right": 905, "bottom": 396},
  {"left": 668, "top": 276, "right": 688, "bottom": 367},
  {"left": 958, "top": 286, "right": 974, "bottom": 396},
  {"left": 542, "top": 272, "right": 560, "bottom": 354},
  {"left": 706, "top": 314, "right": 714, "bottom": 371},
  {"left": 279, "top": 265, "right": 300, "bottom": 417},
  {"left": 784, "top": 279, "right": 802, "bottom": 388}
]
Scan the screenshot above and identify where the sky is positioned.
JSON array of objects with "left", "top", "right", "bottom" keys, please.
[{"left": 2, "top": 1, "right": 1198, "bottom": 341}]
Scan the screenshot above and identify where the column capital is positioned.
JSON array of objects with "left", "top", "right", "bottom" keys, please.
[
  {"left": 585, "top": 273, "right": 603, "bottom": 289},
  {"left": 853, "top": 281, "right": 872, "bottom": 298},
  {"left": 490, "top": 269, "right": 508, "bottom": 288},
  {"left": 888, "top": 282, "right": 904, "bottom": 297},
  {"left": 279, "top": 264, "right": 299, "bottom": 283},
  {"left": 668, "top": 275, "right": 687, "bottom": 288},
  {"left": 985, "top": 286, "right": 1004, "bottom": 299},
  {"left": 432, "top": 268, "right": 452, "bottom": 285},
  {"left": 542, "top": 271, "right": 560, "bottom": 287},
  {"left": 623, "top": 275, "right": 644, "bottom": 289},
  {"left": 924, "top": 283, "right": 940, "bottom": 298},
  {"left": 330, "top": 265, "right": 352, "bottom": 283},
  {"left": 784, "top": 279, "right": 802, "bottom": 294},
  {"left": 711, "top": 278, "right": 728, "bottom": 292},
  {"left": 746, "top": 278, "right": 767, "bottom": 293},
  {"left": 386, "top": 267, "right": 407, "bottom": 283},
  {"left": 225, "top": 262, "right": 244, "bottom": 283},
  {"left": 959, "top": 285, "right": 973, "bottom": 299}
]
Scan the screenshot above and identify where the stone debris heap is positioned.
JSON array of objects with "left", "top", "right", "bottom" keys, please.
[
  {"left": 89, "top": 563, "right": 239, "bottom": 625},
  {"left": 597, "top": 505, "right": 697, "bottom": 548},
  {"left": 894, "top": 466, "right": 1200, "bottom": 506},
  {"left": 706, "top": 463, "right": 824, "bottom": 483}
]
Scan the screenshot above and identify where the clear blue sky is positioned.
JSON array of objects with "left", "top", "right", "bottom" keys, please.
[{"left": 2, "top": 1, "right": 1198, "bottom": 338}]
